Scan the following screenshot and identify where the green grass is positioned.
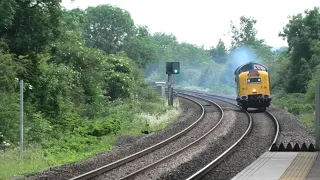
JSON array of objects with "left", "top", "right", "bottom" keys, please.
[
  {"left": 298, "top": 113, "right": 315, "bottom": 132},
  {"left": 0, "top": 147, "right": 52, "bottom": 180},
  {"left": 118, "top": 99, "right": 181, "bottom": 135},
  {"left": 140, "top": 99, "right": 182, "bottom": 132},
  {"left": 271, "top": 92, "right": 316, "bottom": 132},
  {"left": 0, "top": 98, "right": 182, "bottom": 180},
  {"left": 0, "top": 135, "right": 117, "bottom": 180}
]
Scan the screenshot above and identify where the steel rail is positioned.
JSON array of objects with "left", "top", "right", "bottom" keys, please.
[
  {"left": 265, "top": 111, "right": 280, "bottom": 151},
  {"left": 179, "top": 90, "right": 279, "bottom": 179},
  {"left": 69, "top": 95, "right": 205, "bottom": 180},
  {"left": 177, "top": 89, "right": 280, "bottom": 151},
  {"left": 182, "top": 92, "right": 253, "bottom": 180},
  {"left": 118, "top": 93, "right": 225, "bottom": 180}
]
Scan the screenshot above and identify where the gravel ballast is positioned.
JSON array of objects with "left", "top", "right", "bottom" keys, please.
[
  {"left": 95, "top": 96, "right": 223, "bottom": 180},
  {"left": 29, "top": 97, "right": 203, "bottom": 180},
  {"left": 190, "top": 95, "right": 316, "bottom": 180},
  {"left": 199, "top": 106, "right": 316, "bottom": 180},
  {"left": 268, "top": 107, "right": 315, "bottom": 147},
  {"left": 200, "top": 111, "right": 275, "bottom": 180},
  {"left": 157, "top": 99, "right": 250, "bottom": 180}
]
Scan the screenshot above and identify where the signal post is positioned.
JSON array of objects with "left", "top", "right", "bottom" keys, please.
[{"left": 166, "top": 62, "right": 180, "bottom": 106}]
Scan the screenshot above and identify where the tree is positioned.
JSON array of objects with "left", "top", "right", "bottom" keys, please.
[
  {"left": 0, "top": 0, "right": 62, "bottom": 55},
  {"left": 123, "top": 26, "right": 157, "bottom": 69},
  {"left": 84, "top": 5, "right": 135, "bottom": 55},
  {"left": 209, "top": 39, "right": 227, "bottom": 64},
  {"left": 279, "top": 7, "right": 320, "bottom": 93},
  {"left": 228, "top": 15, "right": 273, "bottom": 64},
  {"left": 229, "top": 16, "right": 263, "bottom": 50},
  {"left": 0, "top": 0, "right": 17, "bottom": 29}
]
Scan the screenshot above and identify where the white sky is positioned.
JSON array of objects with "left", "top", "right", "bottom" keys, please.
[{"left": 61, "top": 0, "right": 320, "bottom": 49}]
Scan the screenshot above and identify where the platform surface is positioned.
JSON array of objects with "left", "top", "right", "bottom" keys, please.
[{"left": 231, "top": 151, "right": 319, "bottom": 180}]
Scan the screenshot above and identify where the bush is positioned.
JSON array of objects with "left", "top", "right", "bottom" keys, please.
[
  {"left": 88, "top": 119, "right": 121, "bottom": 137},
  {"left": 271, "top": 92, "right": 313, "bottom": 115}
]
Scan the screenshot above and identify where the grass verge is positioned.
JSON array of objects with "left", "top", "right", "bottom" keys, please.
[
  {"left": 271, "top": 92, "right": 315, "bottom": 132},
  {"left": 0, "top": 135, "right": 116, "bottom": 180},
  {"left": 1, "top": 98, "right": 181, "bottom": 180}
]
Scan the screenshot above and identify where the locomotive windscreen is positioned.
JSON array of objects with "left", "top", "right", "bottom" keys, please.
[
  {"left": 235, "top": 62, "right": 268, "bottom": 75},
  {"left": 253, "top": 64, "right": 267, "bottom": 71}
]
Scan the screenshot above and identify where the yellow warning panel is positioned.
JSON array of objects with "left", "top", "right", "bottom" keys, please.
[{"left": 280, "top": 152, "right": 318, "bottom": 180}]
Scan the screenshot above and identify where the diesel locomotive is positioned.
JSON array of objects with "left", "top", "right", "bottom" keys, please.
[{"left": 234, "top": 62, "right": 272, "bottom": 111}]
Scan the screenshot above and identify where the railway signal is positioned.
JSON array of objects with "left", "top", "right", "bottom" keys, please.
[
  {"left": 166, "top": 62, "right": 180, "bottom": 74},
  {"left": 166, "top": 62, "right": 180, "bottom": 106}
]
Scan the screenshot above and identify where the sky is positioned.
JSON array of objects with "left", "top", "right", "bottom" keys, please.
[{"left": 61, "top": 0, "right": 320, "bottom": 49}]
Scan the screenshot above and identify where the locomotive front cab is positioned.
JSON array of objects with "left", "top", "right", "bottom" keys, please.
[{"left": 234, "top": 62, "right": 272, "bottom": 110}]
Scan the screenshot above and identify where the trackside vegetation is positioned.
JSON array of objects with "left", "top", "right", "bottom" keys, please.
[
  {"left": 0, "top": 2, "right": 180, "bottom": 179},
  {"left": 0, "top": 1, "right": 319, "bottom": 179}
]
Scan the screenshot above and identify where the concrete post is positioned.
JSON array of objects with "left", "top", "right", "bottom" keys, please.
[
  {"left": 20, "top": 79, "right": 24, "bottom": 159},
  {"left": 316, "top": 84, "right": 320, "bottom": 151}
]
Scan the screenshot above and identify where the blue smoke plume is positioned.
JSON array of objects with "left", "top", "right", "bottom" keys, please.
[{"left": 230, "top": 46, "right": 258, "bottom": 72}]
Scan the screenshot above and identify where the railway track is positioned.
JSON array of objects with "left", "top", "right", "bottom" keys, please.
[
  {"left": 25, "top": 87, "right": 314, "bottom": 180},
  {"left": 70, "top": 93, "right": 224, "bottom": 180},
  {"left": 180, "top": 90, "right": 280, "bottom": 150},
  {"left": 175, "top": 90, "right": 280, "bottom": 179},
  {"left": 68, "top": 89, "right": 279, "bottom": 180},
  {"left": 179, "top": 90, "right": 280, "bottom": 149},
  {"left": 28, "top": 87, "right": 313, "bottom": 180}
]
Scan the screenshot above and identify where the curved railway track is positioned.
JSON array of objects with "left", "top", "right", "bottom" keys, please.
[
  {"left": 176, "top": 90, "right": 280, "bottom": 180},
  {"left": 117, "top": 93, "right": 225, "bottom": 180},
  {"left": 177, "top": 89, "right": 280, "bottom": 151},
  {"left": 184, "top": 90, "right": 280, "bottom": 150},
  {"left": 117, "top": 92, "right": 253, "bottom": 180},
  {"left": 70, "top": 89, "right": 280, "bottom": 180},
  {"left": 70, "top": 94, "right": 223, "bottom": 180}
]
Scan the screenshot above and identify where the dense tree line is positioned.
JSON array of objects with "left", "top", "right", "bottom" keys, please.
[
  {"left": 279, "top": 7, "right": 320, "bottom": 94},
  {"left": 0, "top": 1, "right": 163, "bottom": 150}
]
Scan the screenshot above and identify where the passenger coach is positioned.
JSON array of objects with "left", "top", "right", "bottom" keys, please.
[{"left": 234, "top": 62, "right": 272, "bottom": 111}]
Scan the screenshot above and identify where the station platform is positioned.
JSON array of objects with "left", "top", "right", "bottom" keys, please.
[{"left": 231, "top": 151, "right": 319, "bottom": 180}]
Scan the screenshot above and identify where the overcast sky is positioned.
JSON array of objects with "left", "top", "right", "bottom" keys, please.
[{"left": 61, "top": 0, "right": 320, "bottom": 49}]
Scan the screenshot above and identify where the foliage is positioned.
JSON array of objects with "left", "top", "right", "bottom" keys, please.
[
  {"left": 0, "top": 0, "right": 62, "bottom": 56},
  {"left": 306, "top": 64, "right": 320, "bottom": 102},
  {"left": 229, "top": 16, "right": 259, "bottom": 49},
  {"left": 272, "top": 92, "right": 314, "bottom": 115},
  {"left": 0, "top": 48, "right": 19, "bottom": 144},
  {"left": 279, "top": 7, "right": 320, "bottom": 93},
  {"left": 84, "top": 5, "right": 135, "bottom": 54},
  {"left": 228, "top": 16, "right": 273, "bottom": 62},
  {"left": 208, "top": 39, "right": 228, "bottom": 64},
  {"left": 123, "top": 26, "right": 157, "bottom": 68}
]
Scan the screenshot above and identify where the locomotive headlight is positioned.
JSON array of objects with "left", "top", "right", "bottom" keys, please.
[{"left": 252, "top": 89, "right": 257, "bottom": 93}]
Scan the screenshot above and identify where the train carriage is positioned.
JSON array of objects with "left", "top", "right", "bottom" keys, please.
[{"left": 234, "top": 62, "right": 272, "bottom": 111}]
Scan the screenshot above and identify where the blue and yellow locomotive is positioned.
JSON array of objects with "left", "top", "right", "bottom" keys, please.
[{"left": 234, "top": 62, "right": 272, "bottom": 111}]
